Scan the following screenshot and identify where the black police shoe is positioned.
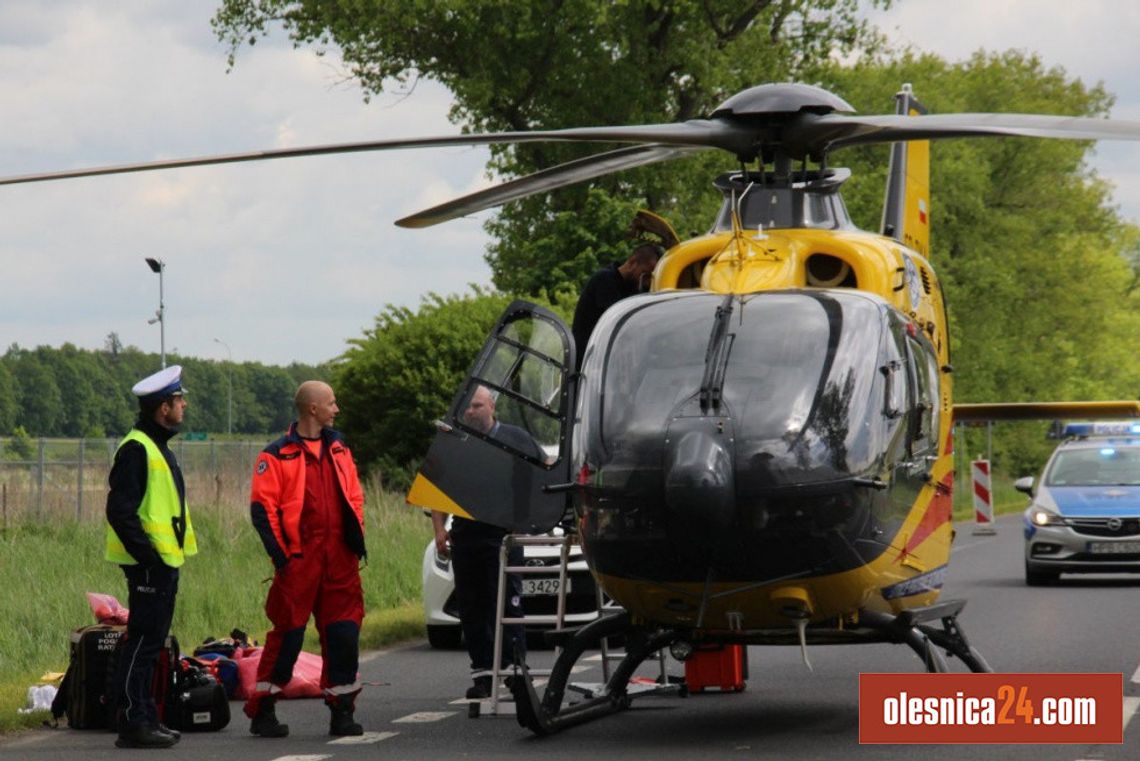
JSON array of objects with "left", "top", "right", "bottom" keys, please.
[
  {"left": 465, "top": 676, "right": 493, "bottom": 699},
  {"left": 115, "top": 723, "right": 178, "bottom": 749}
]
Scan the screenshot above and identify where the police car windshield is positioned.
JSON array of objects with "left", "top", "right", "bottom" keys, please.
[{"left": 1045, "top": 446, "right": 1140, "bottom": 486}]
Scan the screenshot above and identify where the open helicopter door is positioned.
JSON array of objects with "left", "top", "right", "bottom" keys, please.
[{"left": 406, "top": 300, "right": 576, "bottom": 533}]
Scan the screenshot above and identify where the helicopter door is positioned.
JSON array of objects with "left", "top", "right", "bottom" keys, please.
[{"left": 406, "top": 300, "right": 576, "bottom": 533}]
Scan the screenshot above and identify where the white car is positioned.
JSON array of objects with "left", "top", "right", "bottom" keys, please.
[{"left": 422, "top": 527, "right": 601, "bottom": 649}]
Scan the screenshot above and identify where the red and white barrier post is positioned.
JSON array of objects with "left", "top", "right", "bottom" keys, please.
[{"left": 971, "top": 459, "right": 996, "bottom": 535}]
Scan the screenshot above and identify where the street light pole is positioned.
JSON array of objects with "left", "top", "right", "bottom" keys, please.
[
  {"left": 145, "top": 257, "right": 166, "bottom": 368},
  {"left": 214, "top": 337, "right": 233, "bottom": 435}
]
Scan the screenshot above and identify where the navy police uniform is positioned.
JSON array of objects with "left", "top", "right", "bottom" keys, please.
[{"left": 105, "top": 365, "right": 195, "bottom": 749}]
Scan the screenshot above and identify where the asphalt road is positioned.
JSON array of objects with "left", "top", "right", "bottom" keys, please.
[{"left": 5, "top": 512, "right": 1138, "bottom": 760}]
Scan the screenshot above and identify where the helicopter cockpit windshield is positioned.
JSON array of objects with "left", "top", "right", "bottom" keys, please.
[{"left": 577, "top": 289, "right": 906, "bottom": 490}]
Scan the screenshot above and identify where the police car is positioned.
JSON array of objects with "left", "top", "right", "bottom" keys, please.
[
  {"left": 1017, "top": 422, "right": 1140, "bottom": 585},
  {"left": 421, "top": 526, "right": 601, "bottom": 649}
]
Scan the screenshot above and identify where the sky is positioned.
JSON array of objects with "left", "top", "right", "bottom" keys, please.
[{"left": 2, "top": 0, "right": 1139, "bottom": 366}]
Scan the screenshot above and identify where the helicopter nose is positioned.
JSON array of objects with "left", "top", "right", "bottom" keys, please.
[{"left": 664, "top": 419, "right": 736, "bottom": 551}]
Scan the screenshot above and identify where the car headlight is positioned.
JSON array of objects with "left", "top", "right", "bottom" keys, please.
[{"left": 1028, "top": 507, "right": 1065, "bottom": 527}]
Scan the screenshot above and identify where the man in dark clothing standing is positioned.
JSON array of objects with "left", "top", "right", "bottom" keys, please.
[
  {"left": 431, "top": 385, "right": 544, "bottom": 699},
  {"left": 106, "top": 364, "right": 196, "bottom": 749},
  {"left": 245, "top": 380, "right": 367, "bottom": 739},
  {"left": 570, "top": 242, "right": 663, "bottom": 369}
]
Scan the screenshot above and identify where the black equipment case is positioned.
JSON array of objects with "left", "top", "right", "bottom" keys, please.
[{"left": 52, "top": 624, "right": 178, "bottom": 730}]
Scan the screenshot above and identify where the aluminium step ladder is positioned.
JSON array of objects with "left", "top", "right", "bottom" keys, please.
[
  {"left": 480, "top": 532, "right": 675, "bottom": 716},
  {"left": 481, "top": 532, "right": 574, "bottom": 716}
]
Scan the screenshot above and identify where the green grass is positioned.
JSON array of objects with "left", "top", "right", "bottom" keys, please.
[
  {"left": 0, "top": 487, "right": 432, "bottom": 733},
  {"left": 951, "top": 469, "right": 1027, "bottom": 522}
]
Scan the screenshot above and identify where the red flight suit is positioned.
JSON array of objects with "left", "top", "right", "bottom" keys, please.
[{"left": 245, "top": 423, "right": 366, "bottom": 716}]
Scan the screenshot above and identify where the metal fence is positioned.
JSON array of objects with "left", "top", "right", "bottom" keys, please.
[{"left": 0, "top": 437, "right": 271, "bottom": 527}]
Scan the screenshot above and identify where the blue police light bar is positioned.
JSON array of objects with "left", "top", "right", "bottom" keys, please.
[{"left": 1060, "top": 421, "right": 1140, "bottom": 438}]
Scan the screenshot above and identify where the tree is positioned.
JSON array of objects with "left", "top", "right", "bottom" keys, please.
[
  {"left": 104, "top": 331, "right": 123, "bottom": 358},
  {"left": 0, "top": 362, "right": 16, "bottom": 434},
  {"left": 5, "top": 348, "right": 64, "bottom": 437},
  {"left": 213, "top": 0, "right": 892, "bottom": 295}
]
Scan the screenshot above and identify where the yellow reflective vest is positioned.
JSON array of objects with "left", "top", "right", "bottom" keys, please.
[{"left": 105, "top": 430, "right": 198, "bottom": 567}]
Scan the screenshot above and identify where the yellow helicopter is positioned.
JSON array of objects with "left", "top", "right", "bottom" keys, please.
[{"left": 5, "top": 81, "right": 1140, "bottom": 734}]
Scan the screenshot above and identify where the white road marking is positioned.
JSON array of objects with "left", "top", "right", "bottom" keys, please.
[
  {"left": 1130, "top": 663, "right": 1140, "bottom": 684},
  {"left": 1124, "top": 696, "right": 1140, "bottom": 731},
  {"left": 328, "top": 730, "right": 399, "bottom": 744},
  {"left": 392, "top": 711, "right": 457, "bottom": 723},
  {"left": 270, "top": 756, "right": 332, "bottom": 761}
]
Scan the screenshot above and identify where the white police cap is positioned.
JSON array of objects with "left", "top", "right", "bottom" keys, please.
[{"left": 131, "top": 365, "right": 186, "bottom": 401}]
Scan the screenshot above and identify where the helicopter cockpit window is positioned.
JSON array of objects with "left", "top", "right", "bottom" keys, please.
[
  {"left": 711, "top": 188, "right": 849, "bottom": 233},
  {"left": 905, "top": 334, "right": 941, "bottom": 455},
  {"left": 457, "top": 313, "right": 568, "bottom": 464},
  {"left": 592, "top": 292, "right": 889, "bottom": 475}
]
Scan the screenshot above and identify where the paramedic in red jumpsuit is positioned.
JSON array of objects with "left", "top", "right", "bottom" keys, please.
[{"left": 245, "top": 381, "right": 367, "bottom": 738}]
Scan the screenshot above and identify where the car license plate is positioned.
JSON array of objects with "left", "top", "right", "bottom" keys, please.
[
  {"left": 522, "top": 578, "right": 569, "bottom": 596},
  {"left": 1087, "top": 541, "right": 1140, "bottom": 554}
]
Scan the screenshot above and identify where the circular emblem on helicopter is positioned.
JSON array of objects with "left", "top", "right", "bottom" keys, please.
[{"left": 1107, "top": 517, "right": 1123, "bottom": 532}]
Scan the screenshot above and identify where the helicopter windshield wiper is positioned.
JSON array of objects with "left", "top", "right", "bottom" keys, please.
[{"left": 699, "top": 295, "right": 737, "bottom": 413}]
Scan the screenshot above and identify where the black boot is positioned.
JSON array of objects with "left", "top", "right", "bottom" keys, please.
[
  {"left": 115, "top": 723, "right": 178, "bottom": 749},
  {"left": 249, "top": 696, "right": 289, "bottom": 738},
  {"left": 328, "top": 694, "right": 363, "bottom": 736},
  {"left": 156, "top": 723, "right": 181, "bottom": 741},
  {"left": 465, "top": 676, "right": 492, "bottom": 699}
]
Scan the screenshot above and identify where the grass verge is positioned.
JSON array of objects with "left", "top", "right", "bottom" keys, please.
[{"left": 0, "top": 487, "right": 431, "bottom": 733}]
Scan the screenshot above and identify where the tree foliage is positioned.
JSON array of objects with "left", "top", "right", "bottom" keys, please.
[{"left": 0, "top": 343, "right": 329, "bottom": 438}]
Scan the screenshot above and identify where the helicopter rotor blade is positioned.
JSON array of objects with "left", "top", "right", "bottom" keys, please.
[
  {"left": 396, "top": 143, "right": 706, "bottom": 228},
  {"left": 803, "top": 112, "right": 1140, "bottom": 154},
  {"left": 0, "top": 121, "right": 744, "bottom": 187}
]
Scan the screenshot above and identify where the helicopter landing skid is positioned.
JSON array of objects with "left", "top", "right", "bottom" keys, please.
[
  {"left": 860, "top": 599, "right": 993, "bottom": 674},
  {"left": 510, "top": 611, "right": 680, "bottom": 735}
]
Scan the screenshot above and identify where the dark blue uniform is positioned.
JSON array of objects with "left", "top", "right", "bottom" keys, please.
[
  {"left": 106, "top": 417, "right": 185, "bottom": 735},
  {"left": 450, "top": 422, "right": 543, "bottom": 685}
]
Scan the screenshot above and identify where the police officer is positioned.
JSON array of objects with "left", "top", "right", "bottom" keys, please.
[{"left": 106, "top": 365, "right": 196, "bottom": 749}]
